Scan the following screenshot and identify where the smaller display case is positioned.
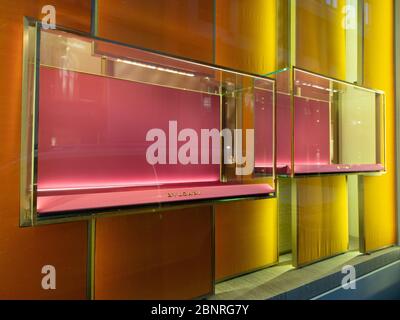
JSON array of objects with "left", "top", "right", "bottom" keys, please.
[
  {"left": 256, "top": 67, "right": 386, "bottom": 176},
  {"left": 20, "top": 18, "right": 275, "bottom": 225}
]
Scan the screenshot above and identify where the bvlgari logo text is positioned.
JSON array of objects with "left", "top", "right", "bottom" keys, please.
[
  {"left": 168, "top": 191, "right": 201, "bottom": 198},
  {"left": 145, "top": 121, "right": 254, "bottom": 176}
]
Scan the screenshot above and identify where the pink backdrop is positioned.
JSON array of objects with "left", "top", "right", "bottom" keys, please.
[
  {"left": 38, "top": 67, "right": 220, "bottom": 192},
  {"left": 36, "top": 67, "right": 273, "bottom": 213}
]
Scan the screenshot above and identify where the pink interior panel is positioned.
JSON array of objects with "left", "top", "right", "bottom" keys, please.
[
  {"left": 294, "top": 97, "right": 330, "bottom": 166},
  {"left": 276, "top": 93, "right": 292, "bottom": 168},
  {"left": 37, "top": 67, "right": 223, "bottom": 212},
  {"left": 254, "top": 88, "right": 273, "bottom": 167},
  {"left": 38, "top": 66, "right": 220, "bottom": 192},
  {"left": 275, "top": 93, "right": 330, "bottom": 174},
  {"left": 37, "top": 67, "right": 273, "bottom": 214}
]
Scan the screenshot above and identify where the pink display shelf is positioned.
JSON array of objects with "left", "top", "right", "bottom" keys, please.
[
  {"left": 294, "top": 164, "right": 384, "bottom": 174},
  {"left": 37, "top": 182, "right": 274, "bottom": 214}
]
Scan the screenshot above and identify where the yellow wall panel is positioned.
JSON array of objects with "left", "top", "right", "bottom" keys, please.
[
  {"left": 296, "top": 176, "right": 349, "bottom": 266},
  {"left": 215, "top": 199, "right": 278, "bottom": 281},
  {"left": 362, "top": 0, "right": 396, "bottom": 251},
  {"left": 297, "top": 0, "right": 346, "bottom": 79}
]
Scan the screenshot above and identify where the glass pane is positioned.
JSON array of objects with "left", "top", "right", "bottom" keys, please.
[
  {"left": 292, "top": 68, "right": 385, "bottom": 175},
  {"left": 25, "top": 25, "right": 276, "bottom": 217}
]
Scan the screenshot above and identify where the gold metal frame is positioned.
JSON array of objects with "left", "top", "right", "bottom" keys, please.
[
  {"left": 284, "top": 66, "right": 388, "bottom": 178},
  {"left": 20, "top": 17, "right": 277, "bottom": 228},
  {"left": 20, "top": 17, "right": 40, "bottom": 227}
]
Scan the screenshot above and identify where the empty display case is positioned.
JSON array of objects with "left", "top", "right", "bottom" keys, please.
[
  {"left": 20, "top": 19, "right": 276, "bottom": 225},
  {"left": 256, "top": 67, "right": 386, "bottom": 177}
]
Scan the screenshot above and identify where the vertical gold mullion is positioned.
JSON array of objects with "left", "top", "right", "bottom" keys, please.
[
  {"left": 289, "top": 0, "right": 297, "bottom": 68},
  {"left": 87, "top": 218, "right": 96, "bottom": 300},
  {"left": 87, "top": 0, "right": 98, "bottom": 300}
]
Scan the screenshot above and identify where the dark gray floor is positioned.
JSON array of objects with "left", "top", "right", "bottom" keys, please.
[{"left": 210, "top": 247, "right": 400, "bottom": 300}]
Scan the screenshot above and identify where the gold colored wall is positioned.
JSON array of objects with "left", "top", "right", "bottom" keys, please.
[
  {"left": 362, "top": 0, "right": 397, "bottom": 251},
  {"left": 0, "top": 0, "right": 91, "bottom": 299},
  {"left": 296, "top": 177, "right": 349, "bottom": 266},
  {"left": 215, "top": 0, "right": 277, "bottom": 74},
  {"left": 214, "top": 0, "right": 279, "bottom": 280},
  {"left": 215, "top": 200, "right": 278, "bottom": 281},
  {"left": 296, "top": 0, "right": 346, "bottom": 79}
]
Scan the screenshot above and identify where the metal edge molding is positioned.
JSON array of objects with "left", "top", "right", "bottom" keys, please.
[{"left": 395, "top": 0, "right": 400, "bottom": 246}]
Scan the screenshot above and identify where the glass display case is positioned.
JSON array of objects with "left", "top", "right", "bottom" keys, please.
[
  {"left": 256, "top": 67, "right": 386, "bottom": 177},
  {"left": 20, "top": 19, "right": 275, "bottom": 225}
]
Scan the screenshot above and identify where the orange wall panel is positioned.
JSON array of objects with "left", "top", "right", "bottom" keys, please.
[
  {"left": 97, "top": 0, "right": 214, "bottom": 62},
  {"left": 95, "top": 207, "right": 213, "bottom": 300},
  {"left": 215, "top": 0, "right": 277, "bottom": 74},
  {"left": 0, "top": 0, "right": 91, "bottom": 299}
]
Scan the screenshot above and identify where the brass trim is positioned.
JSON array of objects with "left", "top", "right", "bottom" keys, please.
[
  {"left": 20, "top": 17, "right": 277, "bottom": 227},
  {"left": 358, "top": 175, "right": 366, "bottom": 253},
  {"left": 211, "top": 205, "right": 216, "bottom": 296},
  {"left": 20, "top": 18, "right": 40, "bottom": 227},
  {"left": 395, "top": 0, "right": 400, "bottom": 245},
  {"left": 87, "top": 218, "right": 96, "bottom": 300},
  {"left": 291, "top": 178, "right": 298, "bottom": 267}
]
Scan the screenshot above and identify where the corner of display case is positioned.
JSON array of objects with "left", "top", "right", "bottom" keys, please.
[
  {"left": 274, "top": 66, "right": 386, "bottom": 178},
  {"left": 20, "top": 17, "right": 39, "bottom": 227}
]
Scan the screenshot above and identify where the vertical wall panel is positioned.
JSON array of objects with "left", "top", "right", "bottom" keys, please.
[
  {"left": 95, "top": 207, "right": 213, "bottom": 299},
  {"left": 95, "top": 0, "right": 214, "bottom": 299},
  {"left": 215, "top": 0, "right": 277, "bottom": 74},
  {"left": 0, "top": 0, "right": 91, "bottom": 299},
  {"left": 362, "top": 0, "right": 396, "bottom": 251},
  {"left": 97, "top": 0, "right": 214, "bottom": 63},
  {"left": 294, "top": 0, "right": 349, "bottom": 266},
  {"left": 279, "top": 179, "right": 292, "bottom": 254},
  {"left": 296, "top": 0, "right": 346, "bottom": 79},
  {"left": 296, "top": 176, "right": 349, "bottom": 266},
  {"left": 214, "top": 0, "right": 279, "bottom": 279},
  {"left": 215, "top": 200, "right": 278, "bottom": 281}
]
